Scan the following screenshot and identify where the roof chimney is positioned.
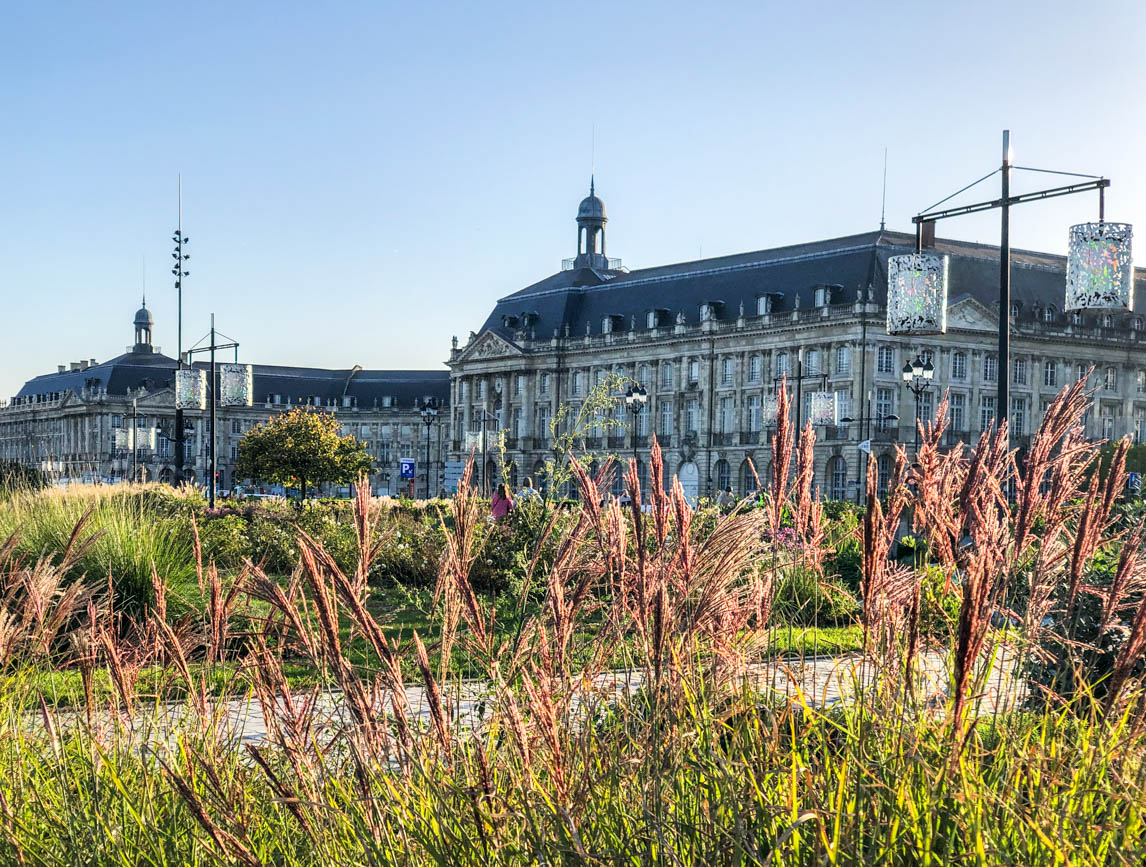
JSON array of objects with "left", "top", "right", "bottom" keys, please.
[
  {"left": 70, "top": 362, "right": 81, "bottom": 372},
  {"left": 57, "top": 365, "right": 66, "bottom": 374}
]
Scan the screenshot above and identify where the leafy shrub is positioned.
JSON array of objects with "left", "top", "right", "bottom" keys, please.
[
  {"left": 197, "top": 515, "right": 250, "bottom": 570},
  {"left": 773, "top": 565, "right": 859, "bottom": 626}
]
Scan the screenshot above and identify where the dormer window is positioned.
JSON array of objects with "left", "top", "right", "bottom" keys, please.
[
  {"left": 646, "top": 309, "right": 668, "bottom": 329},
  {"left": 601, "top": 314, "right": 622, "bottom": 334},
  {"left": 813, "top": 284, "right": 839, "bottom": 308},
  {"left": 1134, "top": 317, "right": 1143, "bottom": 331},
  {"left": 699, "top": 301, "right": 724, "bottom": 322},
  {"left": 1010, "top": 302, "right": 1021, "bottom": 318},
  {"left": 502, "top": 314, "right": 519, "bottom": 329},
  {"left": 520, "top": 311, "right": 538, "bottom": 327},
  {"left": 1103, "top": 314, "right": 1113, "bottom": 328},
  {"left": 1043, "top": 305, "right": 1055, "bottom": 323}
]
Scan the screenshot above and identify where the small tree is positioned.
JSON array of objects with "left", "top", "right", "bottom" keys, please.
[{"left": 235, "top": 407, "right": 371, "bottom": 500}]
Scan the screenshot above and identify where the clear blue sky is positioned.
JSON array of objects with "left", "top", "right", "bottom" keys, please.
[{"left": 3, "top": 0, "right": 1144, "bottom": 397}]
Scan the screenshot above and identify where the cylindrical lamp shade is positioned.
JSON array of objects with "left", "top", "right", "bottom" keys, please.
[
  {"left": 220, "top": 363, "right": 254, "bottom": 407},
  {"left": 762, "top": 395, "right": 779, "bottom": 427},
  {"left": 886, "top": 253, "right": 949, "bottom": 335},
  {"left": 175, "top": 369, "right": 207, "bottom": 410},
  {"left": 136, "top": 428, "right": 157, "bottom": 451},
  {"left": 114, "top": 428, "right": 132, "bottom": 450},
  {"left": 809, "top": 391, "right": 838, "bottom": 426},
  {"left": 1065, "top": 222, "right": 1133, "bottom": 311}
]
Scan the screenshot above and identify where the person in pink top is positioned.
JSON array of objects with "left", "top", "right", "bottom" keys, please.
[{"left": 491, "top": 483, "right": 514, "bottom": 521}]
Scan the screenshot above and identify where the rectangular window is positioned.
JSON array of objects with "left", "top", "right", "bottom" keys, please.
[
  {"left": 1010, "top": 397, "right": 1027, "bottom": 436},
  {"left": 1105, "top": 366, "right": 1118, "bottom": 391},
  {"left": 688, "top": 359, "right": 699, "bottom": 383},
  {"left": 660, "top": 364, "right": 674, "bottom": 390},
  {"left": 1077, "top": 364, "right": 1088, "bottom": 384},
  {"left": 511, "top": 407, "right": 522, "bottom": 438},
  {"left": 950, "top": 392, "right": 966, "bottom": 431},
  {"left": 835, "top": 389, "right": 852, "bottom": 422},
  {"left": 659, "top": 400, "right": 674, "bottom": 437},
  {"left": 919, "top": 391, "right": 934, "bottom": 424},
  {"left": 536, "top": 406, "right": 550, "bottom": 443},
  {"left": 776, "top": 353, "right": 789, "bottom": 377},
  {"left": 836, "top": 345, "right": 850, "bottom": 375},
  {"left": 875, "top": 387, "right": 893, "bottom": 427},
  {"left": 952, "top": 352, "right": 967, "bottom": 381},
  {"left": 980, "top": 396, "right": 997, "bottom": 432},
  {"left": 1012, "top": 358, "right": 1028, "bottom": 386},
  {"left": 686, "top": 399, "right": 699, "bottom": 433},
  {"left": 1136, "top": 409, "right": 1145, "bottom": 444},
  {"left": 877, "top": 346, "right": 894, "bottom": 374},
  {"left": 720, "top": 358, "right": 733, "bottom": 385},
  {"left": 749, "top": 356, "right": 761, "bottom": 383},
  {"left": 572, "top": 372, "right": 585, "bottom": 397},
  {"left": 747, "top": 394, "right": 762, "bottom": 432},
  {"left": 718, "top": 396, "right": 734, "bottom": 432},
  {"left": 1043, "top": 361, "right": 1057, "bottom": 389},
  {"left": 1103, "top": 414, "right": 1115, "bottom": 441},
  {"left": 635, "top": 405, "right": 648, "bottom": 436},
  {"left": 514, "top": 375, "right": 523, "bottom": 396},
  {"left": 540, "top": 373, "right": 550, "bottom": 394},
  {"left": 804, "top": 349, "right": 819, "bottom": 376},
  {"left": 1138, "top": 371, "right": 1146, "bottom": 394},
  {"left": 984, "top": 355, "right": 998, "bottom": 383}
]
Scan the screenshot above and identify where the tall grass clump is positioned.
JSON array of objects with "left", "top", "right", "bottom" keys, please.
[
  {"left": 0, "top": 381, "right": 1143, "bottom": 863},
  {"left": 0, "top": 483, "right": 201, "bottom": 616}
]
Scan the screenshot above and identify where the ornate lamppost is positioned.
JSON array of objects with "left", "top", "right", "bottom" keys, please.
[
  {"left": 901, "top": 356, "right": 935, "bottom": 455},
  {"left": 624, "top": 384, "right": 648, "bottom": 495},
  {"left": 420, "top": 399, "right": 438, "bottom": 499}
]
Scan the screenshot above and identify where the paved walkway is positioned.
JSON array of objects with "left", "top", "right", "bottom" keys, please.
[{"left": 186, "top": 649, "right": 1023, "bottom": 747}]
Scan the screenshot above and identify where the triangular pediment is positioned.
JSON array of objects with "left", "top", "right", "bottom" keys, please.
[
  {"left": 947, "top": 296, "right": 997, "bottom": 332},
  {"left": 459, "top": 331, "right": 523, "bottom": 362}
]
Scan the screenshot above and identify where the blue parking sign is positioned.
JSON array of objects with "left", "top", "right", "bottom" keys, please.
[
  {"left": 1129, "top": 472, "right": 1141, "bottom": 494},
  {"left": 400, "top": 459, "right": 416, "bottom": 480}
]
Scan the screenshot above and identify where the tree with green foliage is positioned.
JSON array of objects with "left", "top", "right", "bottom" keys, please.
[{"left": 235, "top": 407, "right": 371, "bottom": 500}]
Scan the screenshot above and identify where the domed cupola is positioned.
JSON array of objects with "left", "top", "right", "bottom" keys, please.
[
  {"left": 133, "top": 298, "right": 154, "bottom": 353},
  {"left": 574, "top": 176, "right": 610, "bottom": 269}
]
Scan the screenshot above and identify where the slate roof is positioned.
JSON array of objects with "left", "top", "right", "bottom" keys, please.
[
  {"left": 478, "top": 229, "right": 1146, "bottom": 343},
  {"left": 15, "top": 350, "right": 449, "bottom": 409}
]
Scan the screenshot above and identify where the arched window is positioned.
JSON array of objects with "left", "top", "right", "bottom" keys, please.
[
  {"left": 715, "top": 459, "right": 731, "bottom": 493},
  {"left": 637, "top": 364, "right": 649, "bottom": 387},
  {"left": 827, "top": 455, "right": 848, "bottom": 501},
  {"left": 739, "top": 459, "right": 757, "bottom": 495},
  {"left": 720, "top": 357, "right": 734, "bottom": 385},
  {"left": 775, "top": 352, "right": 789, "bottom": 377},
  {"left": 1134, "top": 317, "right": 1143, "bottom": 332},
  {"left": 1043, "top": 305, "right": 1056, "bottom": 323}
]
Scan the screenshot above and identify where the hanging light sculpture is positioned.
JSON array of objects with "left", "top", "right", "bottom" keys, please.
[
  {"left": 762, "top": 394, "right": 779, "bottom": 427},
  {"left": 135, "top": 428, "right": 157, "bottom": 451},
  {"left": 114, "top": 428, "right": 133, "bottom": 451},
  {"left": 175, "top": 368, "right": 207, "bottom": 410},
  {"left": 1065, "top": 222, "right": 1133, "bottom": 311},
  {"left": 809, "top": 391, "right": 839, "bottom": 426},
  {"left": 220, "top": 363, "right": 254, "bottom": 407},
  {"left": 886, "top": 252, "right": 949, "bottom": 335}
]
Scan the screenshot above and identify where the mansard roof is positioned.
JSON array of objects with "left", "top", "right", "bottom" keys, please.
[
  {"left": 478, "top": 229, "right": 1146, "bottom": 343},
  {"left": 15, "top": 355, "right": 449, "bottom": 410}
]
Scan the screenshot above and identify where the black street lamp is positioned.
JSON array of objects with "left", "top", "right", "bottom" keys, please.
[
  {"left": 902, "top": 355, "right": 935, "bottom": 455},
  {"left": 420, "top": 399, "right": 438, "bottom": 499},
  {"left": 172, "top": 178, "right": 191, "bottom": 486},
  {"left": 624, "top": 383, "right": 648, "bottom": 487}
]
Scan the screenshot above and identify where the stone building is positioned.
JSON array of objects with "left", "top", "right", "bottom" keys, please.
[
  {"left": 1, "top": 303, "right": 451, "bottom": 496},
  {"left": 448, "top": 184, "right": 1146, "bottom": 501}
]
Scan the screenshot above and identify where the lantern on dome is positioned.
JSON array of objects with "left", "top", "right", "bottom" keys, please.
[
  {"left": 886, "top": 252, "right": 949, "bottom": 335},
  {"left": 809, "top": 391, "right": 839, "bottom": 426},
  {"left": 1065, "top": 222, "right": 1133, "bottom": 311},
  {"left": 762, "top": 394, "right": 779, "bottom": 427},
  {"left": 175, "top": 369, "right": 207, "bottom": 410},
  {"left": 220, "top": 363, "right": 254, "bottom": 407}
]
